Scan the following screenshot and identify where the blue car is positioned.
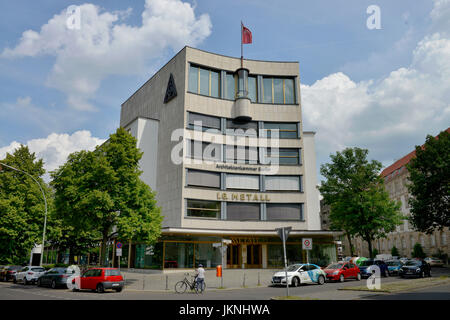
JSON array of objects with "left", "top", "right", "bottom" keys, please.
[
  {"left": 386, "top": 260, "right": 403, "bottom": 275},
  {"left": 358, "top": 259, "right": 390, "bottom": 278}
]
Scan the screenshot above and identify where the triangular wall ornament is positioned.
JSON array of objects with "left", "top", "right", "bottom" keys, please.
[{"left": 164, "top": 73, "right": 177, "bottom": 103}]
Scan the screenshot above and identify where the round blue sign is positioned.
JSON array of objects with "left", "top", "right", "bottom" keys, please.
[{"left": 116, "top": 242, "right": 122, "bottom": 249}]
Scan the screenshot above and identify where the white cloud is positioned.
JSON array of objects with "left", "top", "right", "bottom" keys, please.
[
  {"left": 0, "top": 131, "right": 105, "bottom": 181},
  {"left": 301, "top": 0, "right": 450, "bottom": 173},
  {"left": 1, "top": 0, "right": 212, "bottom": 111}
]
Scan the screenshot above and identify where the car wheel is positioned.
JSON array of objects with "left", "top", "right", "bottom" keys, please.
[
  {"left": 339, "top": 274, "right": 345, "bottom": 283},
  {"left": 114, "top": 287, "right": 122, "bottom": 293},
  {"left": 37, "top": 279, "right": 41, "bottom": 287},
  {"left": 317, "top": 275, "right": 325, "bottom": 285},
  {"left": 420, "top": 271, "right": 425, "bottom": 278},
  {"left": 96, "top": 283, "right": 105, "bottom": 293},
  {"left": 356, "top": 273, "right": 361, "bottom": 281},
  {"left": 23, "top": 278, "right": 28, "bottom": 285},
  {"left": 291, "top": 277, "right": 300, "bottom": 287},
  {"left": 51, "top": 280, "right": 57, "bottom": 289},
  {"left": 13, "top": 277, "right": 17, "bottom": 284}
]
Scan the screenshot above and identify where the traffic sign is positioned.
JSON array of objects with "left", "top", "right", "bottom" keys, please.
[
  {"left": 276, "top": 227, "right": 292, "bottom": 241},
  {"left": 116, "top": 248, "right": 122, "bottom": 256},
  {"left": 116, "top": 242, "right": 122, "bottom": 249},
  {"left": 302, "top": 238, "right": 313, "bottom": 250}
]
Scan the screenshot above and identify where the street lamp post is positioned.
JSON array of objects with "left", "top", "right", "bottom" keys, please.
[{"left": 0, "top": 162, "right": 48, "bottom": 266}]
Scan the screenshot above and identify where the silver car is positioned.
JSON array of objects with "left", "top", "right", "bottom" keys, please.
[{"left": 424, "top": 257, "right": 444, "bottom": 267}]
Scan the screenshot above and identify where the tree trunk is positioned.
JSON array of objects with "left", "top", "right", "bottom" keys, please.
[
  {"left": 346, "top": 233, "right": 354, "bottom": 256},
  {"left": 69, "top": 248, "right": 75, "bottom": 265},
  {"left": 367, "top": 239, "right": 373, "bottom": 259},
  {"left": 100, "top": 234, "right": 108, "bottom": 267}
]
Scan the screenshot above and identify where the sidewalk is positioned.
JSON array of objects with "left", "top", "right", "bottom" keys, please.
[{"left": 121, "top": 268, "right": 278, "bottom": 292}]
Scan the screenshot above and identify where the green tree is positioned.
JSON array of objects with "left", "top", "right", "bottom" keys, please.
[
  {"left": 319, "top": 147, "right": 403, "bottom": 258},
  {"left": 0, "top": 146, "right": 51, "bottom": 264},
  {"left": 51, "top": 128, "right": 162, "bottom": 266},
  {"left": 407, "top": 130, "right": 450, "bottom": 234},
  {"left": 391, "top": 246, "right": 400, "bottom": 257},
  {"left": 411, "top": 243, "right": 426, "bottom": 259}
]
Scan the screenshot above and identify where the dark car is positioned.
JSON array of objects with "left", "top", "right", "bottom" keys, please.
[
  {"left": 358, "top": 259, "right": 390, "bottom": 278},
  {"left": 0, "top": 266, "right": 23, "bottom": 282},
  {"left": 72, "top": 268, "right": 124, "bottom": 293},
  {"left": 37, "top": 268, "right": 76, "bottom": 289},
  {"left": 399, "top": 259, "right": 431, "bottom": 278}
]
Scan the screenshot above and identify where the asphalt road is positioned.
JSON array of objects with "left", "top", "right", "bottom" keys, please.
[{"left": 0, "top": 267, "right": 449, "bottom": 300}]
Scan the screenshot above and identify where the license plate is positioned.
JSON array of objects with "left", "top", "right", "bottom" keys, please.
[
  {"left": 273, "top": 279, "right": 280, "bottom": 283},
  {"left": 112, "top": 283, "right": 119, "bottom": 286}
]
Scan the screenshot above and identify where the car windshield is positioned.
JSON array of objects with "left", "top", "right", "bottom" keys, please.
[
  {"left": 386, "top": 261, "right": 400, "bottom": 266},
  {"left": 10, "top": 266, "right": 22, "bottom": 270},
  {"left": 105, "top": 269, "right": 121, "bottom": 276},
  {"left": 405, "top": 260, "right": 420, "bottom": 266},
  {"left": 326, "top": 263, "right": 343, "bottom": 269},
  {"left": 359, "top": 260, "right": 374, "bottom": 267},
  {"left": 31, "top": 267, "right": 45, "bottom": 272},
  {"left": 285, "top": 265, "right": 301, "bottom": 272}
]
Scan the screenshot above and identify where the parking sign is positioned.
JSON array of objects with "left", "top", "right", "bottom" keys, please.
[{"left": 302, "top": 238, "right": 312, "bottom": 250}]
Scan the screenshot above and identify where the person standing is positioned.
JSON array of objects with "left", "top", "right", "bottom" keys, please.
[{"left": 195, "top": 264, "right": 205, "bottom": 292}]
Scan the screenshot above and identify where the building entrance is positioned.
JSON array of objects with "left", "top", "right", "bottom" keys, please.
[
  {"left": 226, "top": 244, "right": 241, "bottom": 268},
  {"left": 246, "top": 244, "right": 262, "bottom": 268}
]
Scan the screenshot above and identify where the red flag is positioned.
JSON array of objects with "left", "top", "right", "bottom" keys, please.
[{"left": 242, "top": 24, "right": 252, "bottom": 44}]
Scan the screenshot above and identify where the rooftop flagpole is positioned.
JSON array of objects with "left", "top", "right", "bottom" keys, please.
[{"left": 241, "top": 21, "right": 243, "bottom": 68}]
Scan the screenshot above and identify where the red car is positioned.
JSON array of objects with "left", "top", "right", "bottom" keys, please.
[
  {"left": 72, "top": 268, "right": 124, "bottom": 293},
  {"left": 324, "top": 262, "right": 361, "bottom": 282}
]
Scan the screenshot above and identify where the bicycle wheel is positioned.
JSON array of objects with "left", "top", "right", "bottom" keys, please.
[{"left": 175, "top": 281, "right": 188, "bottom": 294}]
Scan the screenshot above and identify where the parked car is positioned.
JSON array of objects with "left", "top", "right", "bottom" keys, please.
[
  {"left": 37, "top": 267, "right": 76, "bottom": 289},
  {"left": 0, "top": 265, "right": 23, "bottom": 282},
  {"left": 399, "top": 259, "right": 431, "bottom": 278},
  {"left": 386, "top": 260, "right": 403, "bottom": 275},
  {"left": 71, "top": 268, "right": 124, "bottom": 293},
  {"left": 399, "top": 257, "right": 409, "bottom": 264},
  {"left": 14, "top": 266, "right": 46, "bottom": 285},
  {"left": 271, "top": 263, "right": 326, "bottom": 287},
  {"left": 323, "top": 262, "right": 361, "bottom": 282},
  {"left": 424, "top": 257, "right": 444, "bottom": 267},
  {"left": 358, "top": 259, "right": 390, "bottom": 278}
]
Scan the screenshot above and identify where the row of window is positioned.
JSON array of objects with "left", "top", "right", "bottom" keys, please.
[
  {"left": 186, "top": 199, "right": 305, "bottom": 221},
  {"left": 186, "top": 169, "right": 303, "bottom": 192},
  {"left": 186, "top": 140, "right": 301, "bottom": 165},
  {"left": 187, "top": 112, "right": 300, "bottom": 139},
  {"left": 188, "top": 64, "right": 296, "bottom": 104}
]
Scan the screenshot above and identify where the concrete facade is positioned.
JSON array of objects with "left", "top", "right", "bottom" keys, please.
[{"left": 119, "top": 47, "right": 338, "bottom": 269}]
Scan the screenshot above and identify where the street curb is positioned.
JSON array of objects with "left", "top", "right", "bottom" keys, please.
[{"left": 338, "top": 278, "right": 450, "bottom": 294}]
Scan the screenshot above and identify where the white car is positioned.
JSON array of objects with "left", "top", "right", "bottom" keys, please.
[
  {"left": 424, "top": 257, "right": 444, "bottom": 267},
  {"left": 14, "top": 266, "right": 46, "bottom": 285},
  {"left": 271, "top": 263, "right": 326, "bottom": 287}
]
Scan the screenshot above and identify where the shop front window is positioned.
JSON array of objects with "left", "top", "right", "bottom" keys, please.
[
  {"left": 194, "top": 243, "right": 222, "bottom": 268},
  {"left": 164, "top": 242, "right": 194, "bottom": 268}
]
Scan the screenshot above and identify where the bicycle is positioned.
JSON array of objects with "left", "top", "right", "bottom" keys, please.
[{"left": 174, "top": 273, "right": 206, "bottom": 294}]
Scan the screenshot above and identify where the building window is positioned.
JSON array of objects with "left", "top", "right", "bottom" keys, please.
[
  {"left": 431, "top": 234, "right": 436, "bottom": 246},
  {"left": 262, "top": 77, "right": 295, "bottom": 104},
  {"left": 225, "top": 145, "right": 258, "bottom": 164},
  {"left": 226, "top": 119, "right": 258, "bottom": 136},
  {"left": 186, "top": 169, "right": 221, "bottom": 189},
  {"left": 265, "top": 148, "right": 301, "bottom": 165},
  {"left": 226, "top": 202, "right": 260, "bottom": 221},
  {"left": 188, "top": 64, "right": 220, "bottom": 98},
  {"left": 226, "top": 173, "right": 259, "bottom": 190},
  {"left": 225, "top": 73, "right": 236, "bottom": 100},
  {"left": 186, "top": 199, "right": 221, "bottom": 219},
  {"left": 187, "top": 112, "right": 221, "bottom": 132},
  {"left": 266, "top": 203, "right": 304, "bottom": 221},
  {"left": 263, "top": 122, "right": 298, "bottom": 139},
  {"left": 264, "top": 175, "right": 302, "bottom": 191},
  {"left": 248, "top": 75, "right": 257, "bottom": 102},
  {"left": 186, "top": 140, "right": 222, "bottom": 162}
]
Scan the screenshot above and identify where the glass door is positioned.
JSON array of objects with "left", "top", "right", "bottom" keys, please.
[
  {"left": 227, "top": 244, "right": 241, "bottom": 268},
  {"left": 246, "top": 245, "right": 262, "bottom": 268}
]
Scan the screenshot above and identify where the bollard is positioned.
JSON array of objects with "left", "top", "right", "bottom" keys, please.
[
  {"left": 142, "top": 274, "right": 145, "bottom": 291},
  {"left": 258, "top": 272, "right": 260, "bottom": 286},
  {"left": 165, "top": 275, "right": 169, "bottom": 290},
  {"left": 243, "top": 273, "right": 246, "bottom": 288}
]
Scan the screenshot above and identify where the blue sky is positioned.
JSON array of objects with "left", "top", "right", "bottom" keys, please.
[{"left": 0, "top": 0, "right": 449, "bottom": 181}]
